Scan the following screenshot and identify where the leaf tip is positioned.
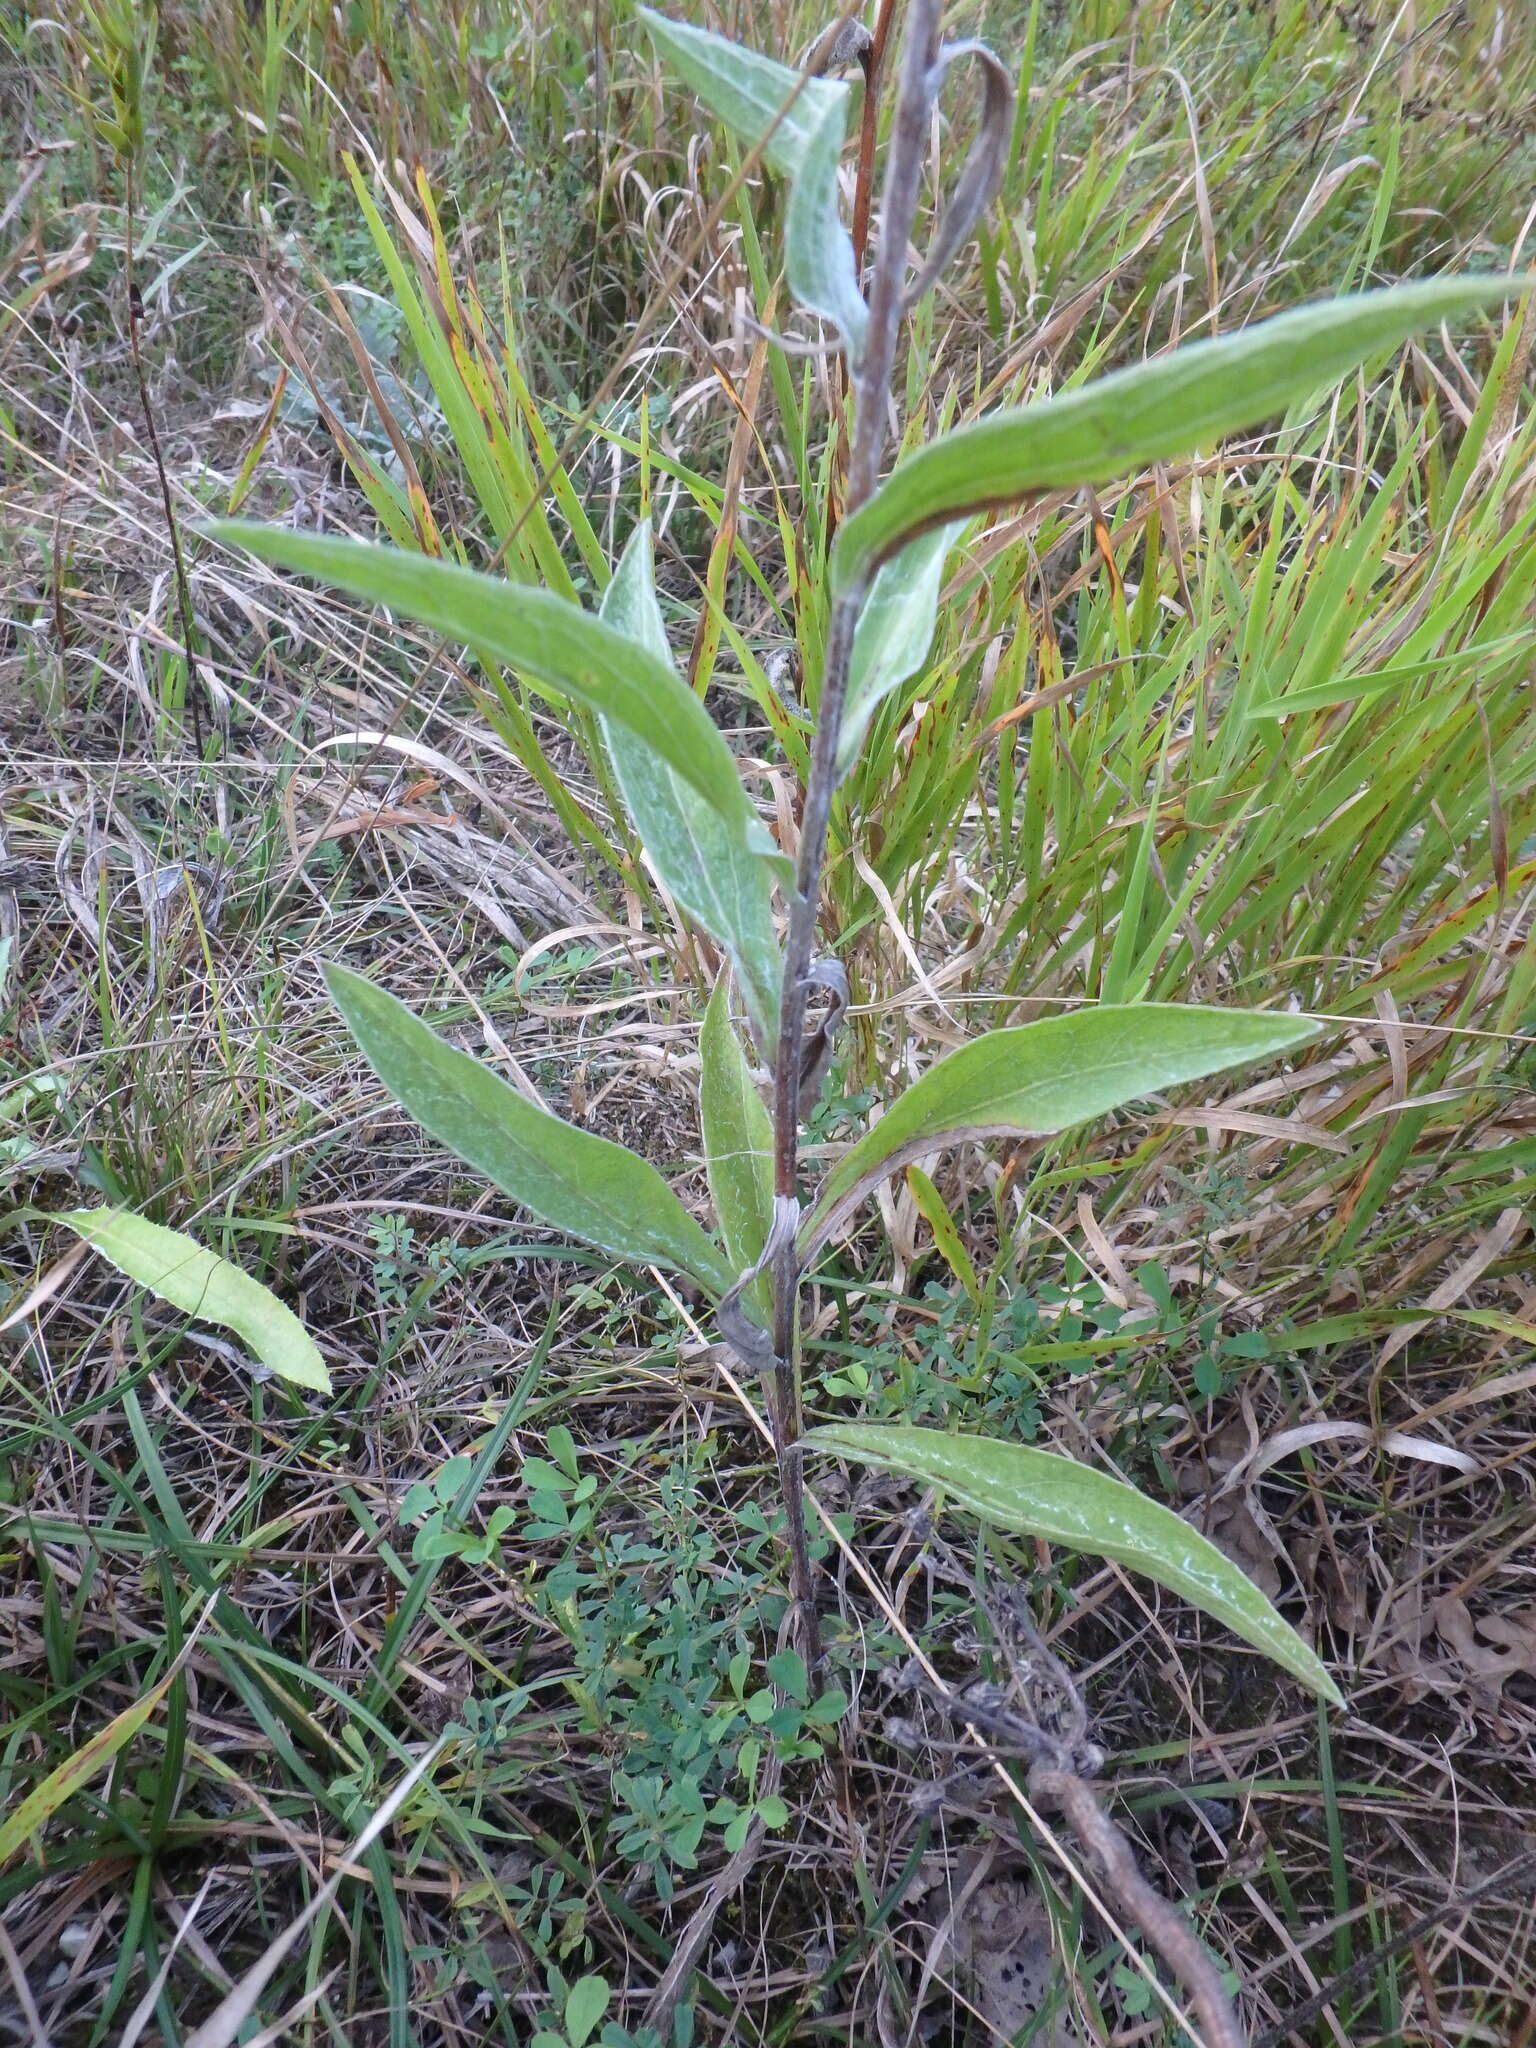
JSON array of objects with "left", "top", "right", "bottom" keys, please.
[
  {"left": 1315, "top": 1669, "right": 1347, "bottom": 1712},
  {"left": 320, "top": 958, "right": 371, "bottom": 1012}
]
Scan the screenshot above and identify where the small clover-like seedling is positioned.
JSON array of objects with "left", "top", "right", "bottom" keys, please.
[
  {"left": 531, "top": 1970, "right": 612, "bottom": 2048},
  {"left": 523, "top": 1427, "right": 597, "bottom": 1540},
  {"left": 402, "top": 1456, "right": 516, "bottom": 1567},
  {"left": 729, "top": 1648, "right": 846, "bottom": 1755},
  {"left": 713, "top": 1789, "right": 791, "bottom": 1855},
  {"left": 613, "top": 1771, "right": 711, "bottom": 1900},
  {"left": 707, "top": 1650, "right": 846, "bottom": 1852},
  {"left": 446, "top": 1687, "right": 532, "bottom": 1749}
]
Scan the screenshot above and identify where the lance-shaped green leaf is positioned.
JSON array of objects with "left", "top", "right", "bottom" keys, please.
[
  {"left": 802, "top": 1004, "right": 1319, "bottom": 1256},
  {"left": 203, "top": 520, "right": 764, "bottom": 855},
  {"left": 599, "top": 525, "right": 783, "bottom": 1048},
  {"left": 0, "top": 1659, "right": 184, "bottom": 1868},
  {"left": 325, "top": 963, "right": 734, "bottom": 1296},
  {"left": 804, "top": 1423, "right": 1343, "bottom": 1705},
  {"left": 1245, "top": 630, "right": 1536, "bottom": 720},
  {"left": 54, "top": 1208, "right": 329, "bottom": 1392},
  {"left": 640, "top": 8, "right": 866, "bottom": 359},
  {"left": 832, "top": 276, "right": 1524, "bottom": 591},
  {"left": 700, "top": 980, "right": 775, "bottom": 1325},
  {"left": 837, "top": 523, "right": 962, "bottom": 779}
]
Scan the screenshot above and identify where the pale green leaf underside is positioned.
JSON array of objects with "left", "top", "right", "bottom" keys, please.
[
  {"left": 640, "top": 8, "right": 867, "bottom": 359},
  {"left": 805, "top": 1422, "right": 1343, "bottom": 1705},
  {"left": 833, "top": 277, "right": 1524, "bottom": 589},
  {"left": 204, "top": 521, "right": 761, "bottom": 855},
  {"left": 804, "top": 1004, "right": 1319, "bottom": 1251},
  {"left": 325, "top": 963, "right": 734, "bottom": 1296},
  {"left": 55, "top": 1208, "right": 330, "bottom": 1393},
  {"left": 599, "top": 525, "right": 783, "bottom": 1049},
  {"left": 700, "top": 980, "right": 775, "bottom": 1323},
  {"left": 838, "top": 523, "right": 962, "bottom": 778}
]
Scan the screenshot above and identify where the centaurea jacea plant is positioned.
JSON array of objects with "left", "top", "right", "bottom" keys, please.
[{"left": 208, "top": 0, "right": 1525, "bottom": 1771}]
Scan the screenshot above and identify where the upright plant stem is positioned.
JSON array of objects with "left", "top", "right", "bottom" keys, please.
[
  {"left": 124, "top": 158, "right": 204, "bottom": 758},
  {"left": 851, "top": 0, "right": 900, "bottom": 277},
  {"left": 768, "top": 0, "right": 945, "bottom": 1656}
]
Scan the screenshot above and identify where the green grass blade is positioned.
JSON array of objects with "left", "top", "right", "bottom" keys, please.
[
  {"left": 360, "top": 1317, "right": 554, "bottom": 1719},
  {"left": 1245, "top": 632, "right": 1536, "bottom": 719},
  {"left": 0, "top": 1665, "right": 179, "bottom": 1867}
]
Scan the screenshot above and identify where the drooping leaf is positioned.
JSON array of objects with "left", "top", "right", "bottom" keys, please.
[
  {"left": 832, "top": 277, "right": 1523, "bottom": 590},
  {"left": 325, "top": 963, "right": 734, "bottom": 1296},
  {"left": 203, "top": 520, "right": 767, "bottom": 858},
  {"left": 54, "top": 1208, "right": 330, "bottom": 1393},
  {"left": 899, "top": 41, "right": 1014, "bottom": 313},
  {"left": 640, "top": 8, "right": 867, "bottom": 359},
  {"left": 802, "top": 1004, "right": 1319, "bottom": 1255},
  {"left": 700, "top": 980, "right": 775, "bottom": 1325},
  {"left": 600, "top": 525, "right": 784, "bottom": 1047},
  {"left": 837, "top": 523, "right": 962, "bottom": 779},
  {"left": 805, "top": 1423, "right": 1343, "bottom": 1705}
]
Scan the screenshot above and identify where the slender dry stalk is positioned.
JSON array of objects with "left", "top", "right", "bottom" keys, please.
[
  {"left": 122, "top": 155, "right": 204, "bottom": 757},
  {"left": 1031, "top": 1767, "right": 1245, "bottom": 2048},
  {"left": 851, "top": 0, "right": 899, "bottom": 275}
]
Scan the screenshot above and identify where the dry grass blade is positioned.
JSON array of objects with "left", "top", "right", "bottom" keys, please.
[
  {"left": 183, "top": 1742, "right": 444, "bottom": 2048},
  {"left": 117, "top": 1874, "right": 218, "bottom": 2048}
]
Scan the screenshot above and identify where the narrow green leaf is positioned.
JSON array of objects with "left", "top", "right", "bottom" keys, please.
[
  {"left": 803, "top": 1005, "right": 1319, "bottom": 1254},
  {"left": 0, "top": 1664, "right": 179, "bottom": 1866},
  {"left": 324, "top": 963, "right": 734, "bottom": 1296},
  {"left": 904, "top": 1166, "right": 982, "bottom": 1306},
  {"left": 203, "top": 520, "right": 762, "bottom": 854},
  {"left": 833, "top": 278, "right": 1523, "bottom": 590},
  {"left": 700, "top": 981, "right": 774, "bottom": 1324},
  {"left": 640, "top": 8, "right": 867, "bottom": 359},
  {"left": 805, "top": 1423, "right": 1343, "bottom": 1705},
  {"left": 838, "top": 524, "right": 962, "bottom": 778},
  {"left": 600, "top": 525, "right": 784, "bottom": 1048},
  {"left": 54, "top": 1209, "right": 330, "bottom": 1393},
  {"left": 1245, "top": 630, "right": 1536, "bottom": 719}
]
